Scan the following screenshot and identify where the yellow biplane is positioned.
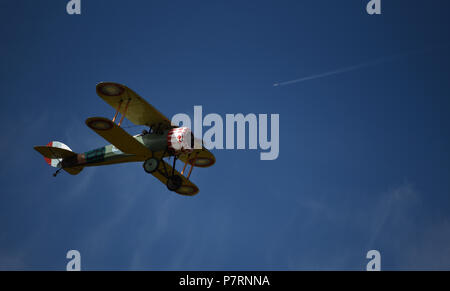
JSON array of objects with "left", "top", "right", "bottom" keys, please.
[{"left": 34, "top": 82, "right": 215, "bottom": 196}]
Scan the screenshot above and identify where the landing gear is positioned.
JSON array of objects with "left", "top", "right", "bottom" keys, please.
[
  {"left": 143, "top": 157, "right": 159, "bottom": 173},
  {"left": 143, "top": 154, "right": 183, "bottom": 192},
  {"left": 166, "top": 175, "right": 182, "bottom": 191}
]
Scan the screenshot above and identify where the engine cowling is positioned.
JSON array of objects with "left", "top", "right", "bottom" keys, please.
[{"left": 167, "top": 127, "right": 194, "bottom": 154}]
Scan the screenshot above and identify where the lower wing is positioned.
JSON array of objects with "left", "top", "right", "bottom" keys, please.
[
  {"left": 85, "top": 116, "right": 151, "bottom": 157},
  {"left": 152, "top": 157, "right": 199, "bottom": 196}
]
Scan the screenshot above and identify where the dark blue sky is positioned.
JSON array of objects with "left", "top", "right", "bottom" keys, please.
[{"left": 1, "top": 0, "right": 450, "bottom": 270}]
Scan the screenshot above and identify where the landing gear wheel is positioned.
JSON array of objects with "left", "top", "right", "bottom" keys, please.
[
  {"left": 143, "top": 158, "right": 159, "bottom": 173},
  {"left": 166, "top": 175, "right": 182, "bottom": 191}
]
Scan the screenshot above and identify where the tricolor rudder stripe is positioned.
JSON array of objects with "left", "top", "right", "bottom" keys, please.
[{"left": 44, "top": 141, "right": 72, "bottom": 167}]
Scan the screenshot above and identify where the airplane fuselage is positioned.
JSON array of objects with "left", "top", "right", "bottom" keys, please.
[{"left": 62, "top": 131, "right": 170, "bottom": 169}]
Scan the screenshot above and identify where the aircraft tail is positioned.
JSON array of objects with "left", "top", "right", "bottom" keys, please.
[{"left": 34, "top": 141, "right": 83, "bottom": 175}]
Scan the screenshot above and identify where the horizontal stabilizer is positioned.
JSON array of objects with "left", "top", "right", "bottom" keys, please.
[
  {"left": 63, "top": 167, "right": 83, "bottom": 175},
  {"left": 34, "top": 141, "right": 83, "bottom": 174},
  {"left": 34, "top": 146, "right": 76, "bottom": 160}
]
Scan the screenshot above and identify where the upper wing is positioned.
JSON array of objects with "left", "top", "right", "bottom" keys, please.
[
  {"left": 85, "top": 117, "right": 151, "bottom": 157},
  {"left": 96, "top": 82, "right": 173, "bottom": 130}
]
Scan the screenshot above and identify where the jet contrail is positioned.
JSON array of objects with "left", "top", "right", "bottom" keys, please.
[
  {"left": 273, "top": 45, "right": 447, "bottom": 87},
  {"left": 273, "top": 60, "right": 383, "bottom": 87}
]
